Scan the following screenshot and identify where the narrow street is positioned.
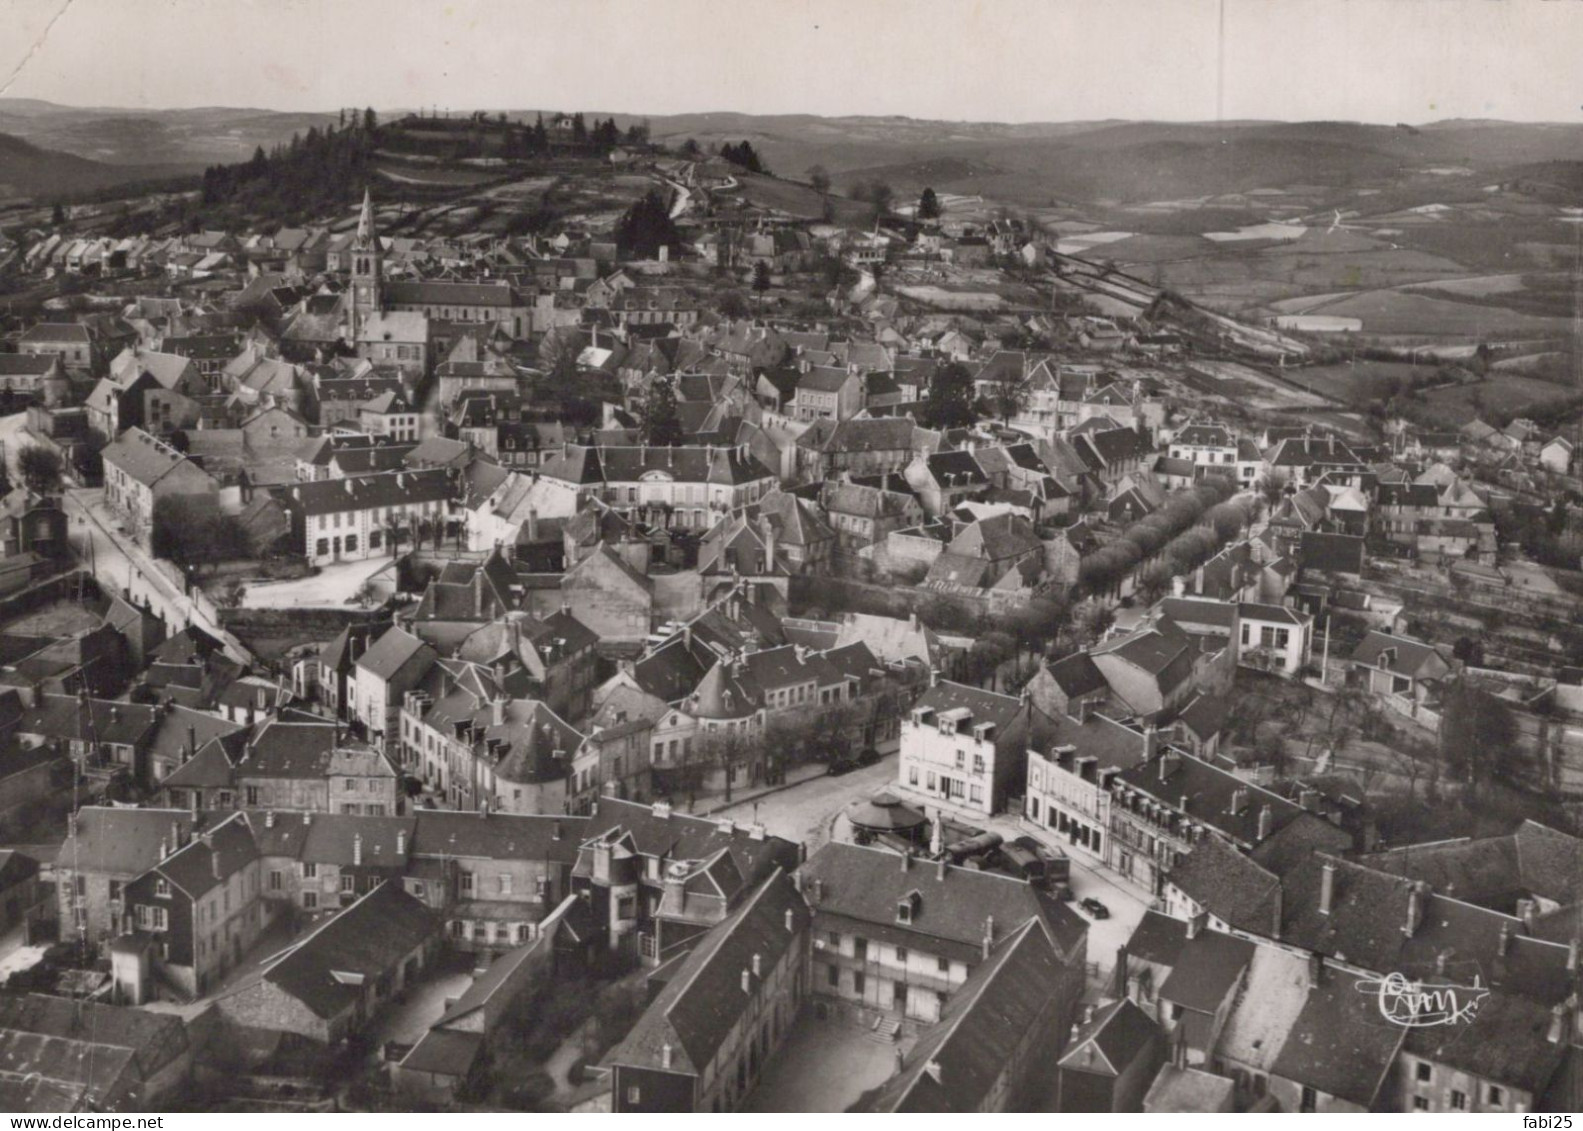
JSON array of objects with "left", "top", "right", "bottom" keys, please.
[{"left": 63, "top": 486, "right": 252, "bottom": 663}]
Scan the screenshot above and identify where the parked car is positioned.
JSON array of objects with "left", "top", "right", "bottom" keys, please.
[
  {"left": 826, "top": 756, "right": 859, "bottom": 776},
  {"left": 856, "top": 747, "right": 882, "bottom": 767},
  {"left": 1079, "top": 897, "right": 1110, "bottom": 919}
]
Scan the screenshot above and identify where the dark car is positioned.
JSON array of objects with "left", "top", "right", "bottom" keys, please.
[
  {"left": 856, "top": 747, "right": 882, "bottom": 767},
  {"left": 826, "top": 756, "right": 859, "bottom": 777},
  {"left": 1079, "top": 897, "right": 1110, "bottom": 919}
]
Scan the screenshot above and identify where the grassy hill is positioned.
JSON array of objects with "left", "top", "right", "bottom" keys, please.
[{"left": 0, "top": 131, "right": 189, "bottom": 200}]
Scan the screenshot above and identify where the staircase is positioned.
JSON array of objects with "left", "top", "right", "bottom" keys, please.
[{"left": 867, "top": 1015, "right": 901, "bottom": 1044}]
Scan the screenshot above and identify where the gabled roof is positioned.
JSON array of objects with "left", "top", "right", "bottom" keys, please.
[
  {"left": 799, "top": 840, "right": 1086, "bottom": 962},
  {"left": 257, "top": 882, "right": 436, "bottom": 1019},
  {"left": 1269, "top": 978, "right": 1405, "bottom": 1108},
  {"left": 1056, "top": 998, "right": 1160, "bottom": 1077},
  {"left": 604, "top": 870, "right": 808, "bottom": 1077},
  {"left": 861, "top": 918, "right": 1070, "bottom": 1112}
]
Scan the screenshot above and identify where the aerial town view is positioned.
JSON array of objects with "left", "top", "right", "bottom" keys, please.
[{"left": 0, "top": 0, "right": 1579, "bottom": 1118}]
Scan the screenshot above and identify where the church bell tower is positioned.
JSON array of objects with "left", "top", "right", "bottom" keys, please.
[{"left": 350, "top": 187, "right": 382, "bottom": 332}]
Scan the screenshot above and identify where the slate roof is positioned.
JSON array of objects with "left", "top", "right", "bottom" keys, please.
[
  {"left": 860, "top": 918, "right": 1069, "bottom": 1112},
  {"left": 799, "top": 841, "right": 1086, "bottom": 963},
  {"left": 1297, "top": 531, "right": 1365, "bottom": 574},
  {"left": 258, "top": 882, "right": 436, "bottom": 1019},
  {"left": 410, "top": 810, "right": 586, "bottom": 864},
  {"left": 279, "top": 469, "right": 450, "bottom": 517},
  {"left": 1166, "top": 836, "right": 1280, "bottom": 934},
  {"left": 1056, "top": 998, "right": 1160, "bottom": 1077},
  {"left": 356, "top": 626, "right": 438, "bottom": 683},
  {"left": 1270, "top": 978, "right": 1405, "bottom": 1108},
  {"left": 102, "top": 428, "right": 213, "bottom": 490},
  {"left": 152, "top": 810, "right": 257, "bottom": 899},
  {"left": 605, "top": 870, "right": 808, "bottom": 1077}
]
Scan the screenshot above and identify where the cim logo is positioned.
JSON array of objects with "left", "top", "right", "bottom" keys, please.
[{"left": 1354, "top": 972, "right": 1490, "bottom": 1027}]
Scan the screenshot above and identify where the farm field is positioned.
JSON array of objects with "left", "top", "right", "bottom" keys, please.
[
  {"left": 1287, "top": 289, "right": 1572, "bottom": 337},
  {"left": 1281, "top": 360, "right": 1428, "bottom": 404},
  {"left": 1422, "top": 372, "right": 1581, "bottom": 423},
  {"left": 372, "top": 161, "right": 503, "bottom": 187}
]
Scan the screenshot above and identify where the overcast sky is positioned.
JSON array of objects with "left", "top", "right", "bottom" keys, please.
[{"left": 4, "top": 0, "right": 1582, "bottom": 124}]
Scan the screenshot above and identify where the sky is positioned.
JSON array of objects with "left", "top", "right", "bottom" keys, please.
[{"left": 4, "top": 0, "right": 1582, "bottom": 124}]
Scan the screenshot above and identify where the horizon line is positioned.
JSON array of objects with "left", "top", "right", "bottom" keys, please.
[{"left": 1, "top": 95, "right": 1576, "bottom": 131}]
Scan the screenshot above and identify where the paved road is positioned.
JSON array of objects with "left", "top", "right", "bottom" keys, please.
[
  {"left": 711, "top": 757, "right": 896, "bottom": 847},
  {"left": 63, "top": 487, "right": 252, "bottom": 664}
]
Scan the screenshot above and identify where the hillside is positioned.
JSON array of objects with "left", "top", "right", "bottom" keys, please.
[{"left": 0, "top": 131, "right": 188, "bottom": 200}]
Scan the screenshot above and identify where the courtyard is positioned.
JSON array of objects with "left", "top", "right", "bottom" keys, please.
[{"left": 743, "top": 1009, "right": 908, "bottom": 1113}]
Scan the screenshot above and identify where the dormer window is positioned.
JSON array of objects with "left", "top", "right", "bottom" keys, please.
[
  {"left": 155, "top": 878, "right": 171, "bottom": 899},
  {"left": 896, "top": 890, "right": 921, "bottom": 925}
]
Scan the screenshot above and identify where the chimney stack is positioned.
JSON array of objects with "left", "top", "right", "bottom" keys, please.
[
  {"left": 397, "top": 829, "right": 407, "bottom": 855},
  {"left": 1548, "top": 1003, "right": 1566, "bottom": 1044},
  {"left": 741, "top": 968, "right": 751, "bottom": 994},
  {"left": 1319, "top": 861, "right": 1335, "bottom": 915},
  {"left": 752, "top": 953, "right": 762, "bottom": 977},
  {"left": 900, "top": 850, "right": 911, "bottom": 873},
  {"left": 1569, "top": 938, "right": 1580, "bottom": 973},
  {"left": 1498, "top": 921, "right": 1513, "bottom": 956},
  {"left": 1257, "top": 804, "right": 1273, "bottom": 841},
  {"left": 784, "top": 907, "right": 794, "bottom": 933},
  {"left": 354, "top": 834, "right": 363, "bottom": 866},
  {"left": 1229, "top": 787, "right": 1248, "bottom": 815},
  {"left": 982, "top": 915, "right": 995, "bottom": 959},
  {"left": 661, "top": 1042, "right": 673, "bottom": 1069}
]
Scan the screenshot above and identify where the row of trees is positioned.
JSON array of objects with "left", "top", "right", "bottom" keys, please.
[{"left": 1078, "top": 479, "right": 1243, "bottom": 594}]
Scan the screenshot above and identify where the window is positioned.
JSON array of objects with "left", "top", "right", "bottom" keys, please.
[
  {"left": 972, "top": 754, "right": 984, "bottom": 774},
  {"left": 937, "top": 956, "right": 949, "bottom": 974},
  {"left": 341, "top": 874, "right": 355, "bottom": 893},
  {"left": 1487, "top": 1086, "right": 1503, "bottom": 1106},
  {"left": 461, "top": 872, "right": 475, "bottom": 895},
  {"left": 316, "top": 538, "right": 329, "bottom": 557},
  {"left": 895, "top": 947, "right": 908, "bottom": 964},
  {"left": 625, "top": 1086, "right": 641, "bottom": 1105},
  {"left": 303, "top": 891, "right": 318, "bottom": 910},
  {"left": 1416, "top": 1063, "right": 1431, "bottom": 1083},
  {"left": 498, "top": 874, "right": 512, "bottom": 895},
  {"left": 908, "top": 766, "right": 918, "bottom": 786},
  {"left": 1412, "top": 1097, "right": 1429, "bottom": 1111},
  {"left": 344, "top": 534, "right": 358, "bottom": 553},
  {"left": 826, "top": 964, "right": 839, "bottom": 987},
  {"left": 268, "top": 870, "right": 281, "bottom": 891},
  {"left": 155, "top": 879, "right": 171, "bottom": 899},
  {"left": 828, "top": 931, "right": 840, "bottom": 947},
  {"left": 1300, "top": 1086, "right": 1316, "bottom": 1113},
  {"left": 303, "top": 862, "right": 318, "bottom": 879},
  {"left": 1449, "top": 1091, "right": 1466, "bottom": 1111},
  {"left": 853, "top": 972, "right": 866, "bottom": 995}
]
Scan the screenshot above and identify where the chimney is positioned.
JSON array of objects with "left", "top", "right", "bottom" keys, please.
[
  {"left": 936, "top": 856, "right": 947, "bottom": 882},
  {"left": 1299, "top": 788, "right": 1318, "bottom": 812},
  {"left": 784, "top": 907, "right": 794, "bottom": 932},
  {"left": 396, "top": 829, "right": 407, "bottom": 855},
  {"left": 1498, "top": 921, "right": 1513, "bottom": 956},
  {"left": 1257, "top": 804, "right": 1273, "bottom": 841},
  {"left": 741, "top": 968, "right": 751, "bottom": 994},
  {"left": 491, "top": 697, "right": 506, "bottom": 727},
  {"left": 900, "top": 850, "right": 911, "bottom": 873},
  {"left": 354, "top": 834, "right": 363, "bottom": 866},
  {"left": 211, "top": 847, "right": 221, "bottom": 881},
  {"left": 303, "top": 810, "right": 312, "bottom": 825},
  {"left": 1569, "top": 937, "right": 1580, "bottom": 974},
  {"left": 171, "top": 820, "right": 182, "bottom": 850},
  {"left": 752, "top": 953, "right": 763, "bottom": 977},
  {"left": 1434, "top": 950, "right": 1448, "bottom": 977},
  {"left": 1186, "top": 913, "right": 1203, "bottom": 940},
  {"left": 1404, "top": 882, "right": 1425, "bottom": 937},
  {"left": 1319, "top": 860, "right": 1335, "bottom": 915},
  {"left": 1548, "top": 1004, "right": 1567, "bottom": 1044},
  {"left": 661, "top": 1042, "right": 673, "bottom": 1070},
  {"left": 552, "top": 820, "right": 563, "bottom": 841},
  {"left": 1144, "top": 725, "right": 1159, "bottom": 760},
  {"left": 1157, "top": 750, "right": 1177, "bottom": 782},
  {"left": 982, "top": 915, "right": 995, "bottom": 959},
  {"left": 265, "top": 810, "right": 275, "bottom": 828},
  {"left": 1229, "top": 787, "right": 1248, "bottom": 816}
]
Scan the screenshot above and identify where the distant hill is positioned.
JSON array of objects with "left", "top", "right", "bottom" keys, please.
[
  {"left": 0, "top": 131, "right": 188, "bottom": 199},
  {"left": 0, "top": 98, "right": 338, "bottom": 167},
  {"left": 7, "top": 99, "right": 1583, "bottom": 209}
]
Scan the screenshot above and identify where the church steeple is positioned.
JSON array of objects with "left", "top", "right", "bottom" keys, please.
[
  {"left": 350, "top": 187, "right": 382, "bottom": 332},
  {"left": 356, "top": 187, "right": 376, "bottom": 245}
]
